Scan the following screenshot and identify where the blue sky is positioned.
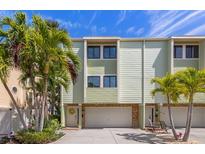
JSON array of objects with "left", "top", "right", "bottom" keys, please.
[{"left": 1, "top": 10, "right": 205, "bottom": 38}]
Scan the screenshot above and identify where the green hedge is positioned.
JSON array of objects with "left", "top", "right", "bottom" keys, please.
[{"left": 15, "top": 119, "right": 63, "bottom": 144}]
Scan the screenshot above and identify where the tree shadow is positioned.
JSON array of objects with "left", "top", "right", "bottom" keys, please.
[{"left": 116, "top": 132, "right": 172, "bottom": 144}]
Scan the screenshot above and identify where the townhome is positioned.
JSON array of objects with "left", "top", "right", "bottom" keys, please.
[
  {"left": 0, "top": 69, "right": 27, "bottom": 135},
  {"left": 61, "top": 36, "right": 205, "bottom": 129}
]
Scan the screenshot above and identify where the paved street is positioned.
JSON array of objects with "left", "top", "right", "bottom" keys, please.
[{"left": 53, "top": 128, "right": 205, "bottom": 144}]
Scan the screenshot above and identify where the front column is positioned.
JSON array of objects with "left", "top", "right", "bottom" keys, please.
[
  {"left": 60, "top": 104, "right": 65, "bottom": 127},
  {"left": 78, "top": 104, "right": 82, "bottom": 129},
  {"left": 139, "top": 104, "right": 145, "bottom": 129}
]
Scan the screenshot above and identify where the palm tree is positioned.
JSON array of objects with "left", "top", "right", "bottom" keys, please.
[
  {"left": 176, "top": 68, "right": 205, "bottom": 141},
  {"left": 151, "top": 73, "right": 183, "bottom": 140},
  {"left": 0, "top": 45, "right": 27, "bottom": 129},
  {"left": 0, "top": 12, "right": 28, "bottom": 129},
  {"left": 30, "top": 15, "right": 81, "bottom": 131},
  {"left": 1, "top": 12, "right": 81, "bottom": 132}
]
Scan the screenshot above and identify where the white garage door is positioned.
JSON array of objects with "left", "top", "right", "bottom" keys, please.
[
  {"left": 160, "top": 107, "right": 205, "bottom": 127},
  {"left": 85, "top": 107, "right": 132, "bottom": 128}
]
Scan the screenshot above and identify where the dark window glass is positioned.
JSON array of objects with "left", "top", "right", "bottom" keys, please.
[
  {"left": 103, "top": 76, "right": 117, "bottom": 87},
  {"left": 103, "top": 46, "right": 117, "bottom": 59},
  {"left": 174, "top": 45, "right": 183, "bottom": 58},
  {"left": 88, "top": 76, "right": 100, "bottom": 87},
  {"left": 186, "top": 45, "right": 199, "bottom": 58},
  {"left": 87, "top": 46, "right": 100, "bottom": 59}
]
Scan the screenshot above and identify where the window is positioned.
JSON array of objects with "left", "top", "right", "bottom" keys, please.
[
  {"left": 174, "top": 45, "right": 183, "bottom": 58},
  {"left": 88, "top": 76, "right": 100, "bottom": 87},
  {"left": 87, "top": 46, "right": 100, "bottom": 59},
  {"left": 103, "top": 46, "right": 117, "bottom": 59},
  {"left": 103, "top": 76, "right": 117, "bottom": 88},
  {"left": 186, "top": 45, "right": 199, "bottom": 58}
]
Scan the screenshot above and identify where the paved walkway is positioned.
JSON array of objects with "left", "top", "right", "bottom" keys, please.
[{"left": 53, "top": 128, "right": 205, "bottom": 144}]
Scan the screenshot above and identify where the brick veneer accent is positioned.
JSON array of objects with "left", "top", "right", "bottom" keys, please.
[
  {"left": 81, "top": 104, "right": 139, "bottom": 128},
  {"left": 132, "top": 104, "right": 139, "bottom": 128}
]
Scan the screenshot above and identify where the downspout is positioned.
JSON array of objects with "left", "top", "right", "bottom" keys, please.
[{"left": 141, "top": 40, "right": 145, "bottom": 129}]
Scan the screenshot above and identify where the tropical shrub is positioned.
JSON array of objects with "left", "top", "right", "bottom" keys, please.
[{"left": 15, "top": 119, "right": 63, "bottom": 144}]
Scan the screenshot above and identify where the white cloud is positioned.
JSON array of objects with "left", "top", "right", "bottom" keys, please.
[
  {"left": 91, "top": 25, "right": 97, "bottom": 35},
  {"left": 99, "top": 27, "right": 106, "bottom": 33},
  {"left": 126, "top": 26, "right": 144, "bottom": 36},
  {"left": 0, "top": 11, "right": 16, "bottom": 20},
  {"left": 116, "top": 11, "right": 127, "bottom": 26},
  {"left": 88, "top": 11, "right": 97, "bottom": 26},
  {"left": 126, "top": 26, "right": 135, "bottom": 33},
  {"left": 146, "top": 10, "right": 205, "bottom": 37},
  {"left": 186, "top": 24, "right": 205, "bottom": 35}
]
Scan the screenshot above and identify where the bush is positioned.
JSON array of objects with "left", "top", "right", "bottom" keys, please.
[{"left": 15, "top": 119, "right": 63, "bottom": 144}]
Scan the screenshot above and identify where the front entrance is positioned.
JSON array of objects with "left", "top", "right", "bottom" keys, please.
[{"left": 66, "top": 106, "right": 78, "bottom": 127}]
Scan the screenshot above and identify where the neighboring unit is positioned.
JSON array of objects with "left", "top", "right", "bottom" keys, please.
[{"left": 61, "top": 36, "right": 205, "bottom": 129}]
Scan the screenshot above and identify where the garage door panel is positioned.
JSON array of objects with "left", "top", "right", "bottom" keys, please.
[
  {"left": 85, "top": 107, "right": 132, "bottom": 128},
  {"left": 160, "top": 107, "right": 205, "bottom": 127}
]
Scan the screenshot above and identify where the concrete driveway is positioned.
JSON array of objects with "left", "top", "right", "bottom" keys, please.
[{"left": 53, "top": 128, "right": 205, "bottom": 144}]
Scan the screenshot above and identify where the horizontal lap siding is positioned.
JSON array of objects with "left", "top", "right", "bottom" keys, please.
[
  {"left": 87, "top": 60, "right": 117, "bottom": 74},
  {"left": 119, "top": 42, "right": 142, "bottom": 103},
  {"left": 144, "top": 41, "right": 168, "bottom": 104},
  {"left": 86, "top": 88, "right": 117, "bottom": 103},
  {"left": 174, "top": 60, "right": 199, "bottom": 73},
  {"left": 62, "top": 42, "right": 84, "bottom": 104}
]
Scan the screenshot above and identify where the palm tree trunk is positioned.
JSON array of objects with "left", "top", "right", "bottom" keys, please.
[
  {"left": 30, "top": 76, "right": 39, "bottom": 131},
  {"left": 183, "top": 95, "right": 193, "bottom": 141},
  {"left": 167, "top": 95, "right": 178, "bottom": 140},
  {"left": 39, "top": 75, "right": 48, "bottom": 131},
  {"left": 0, "top": 77, "right": 27, "bottom": 129}
]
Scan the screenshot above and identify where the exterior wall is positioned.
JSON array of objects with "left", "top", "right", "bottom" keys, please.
[
  {"left": 62, "top": 41, "right": 84, "bottom": 104},
  {"left": 199, "top": 40, "right": 205, "bottom": 69},
  {"left": 119, "top": 41, "right": 142, "bottom": 103},
  {"left": 86, "top": 88, "right": 117, "bottom": 103},
  {"left": 62, "top": 37, "right": 205, "bottom": 106},
  {"left": 87, "top": 60, "right": 117, "bottom": 74},
  {"left": 0, "top": 69, "right": 25, "bottom": 108},
  {"left": 174, "top": 59, "right": 199, "bottom": 73},
  {"left": 144, "top": 41, "right": 168, "bottom": 104}
]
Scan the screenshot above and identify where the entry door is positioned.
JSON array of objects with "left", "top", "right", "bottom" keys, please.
[{"left": 67, "top": 107, "right": 78, "bottom": 127}]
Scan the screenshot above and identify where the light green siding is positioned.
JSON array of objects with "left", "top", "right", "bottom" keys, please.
[
  {"left": 144, "top": 41, "right": 168, "bottom": 104},
  {"left": 199, "top": 40, "right": 205, "bottom": 69},
  {"left": 62, "top": 41, "right": 84, "bottom": 104},
  {"left": 119, "top": 41, "right": 142, "bottom": 103},
  {"left": 87, "top": 60, "right": 117, "bottom": 74},
  {"left": 174, "top": 60, "right": 199, "bottom": 73},
  {"left": 62, "top": 85, "right": 73, "bottom": 103},
  {"left": 86, "top": 88, "right": 117, "bottom": 103}
]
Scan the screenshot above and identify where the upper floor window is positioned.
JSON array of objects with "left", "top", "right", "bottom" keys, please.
[
  {"left": 174, "top": 45, "right": 183, "bottom": 58},
  {"left": 103, "top": 46, "right": 117, "bottom": 59},
  {"left": 87, "top": 46, "right": 100, "bottom": 59},
  {"left": 88, "top": 76, "right": 100, "bottom": 88},
  {"left": 103, "top": 76, "right": 117, "bottom": 88},
  {"left": 186, "top": 45, "right": 199, "bottom": 58}
]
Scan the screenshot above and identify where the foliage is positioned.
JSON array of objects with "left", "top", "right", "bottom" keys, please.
[
  {"left": 0, "top": 11, "right": 81, "bottom": 132},
  {"left": 15, "top": 119, "right": 63, "bottom": 144}
]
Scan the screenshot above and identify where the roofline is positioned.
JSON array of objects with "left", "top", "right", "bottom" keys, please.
[{"left": 71, "top": 35, "right": 205, "bottom": 42}]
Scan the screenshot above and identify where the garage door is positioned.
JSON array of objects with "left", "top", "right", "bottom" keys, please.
[
  {"left": 85, "top": 107, "right": 132, "bottom": 128},
  {"left": 160, "top": 107, "right": 205, "bottom": 127}
]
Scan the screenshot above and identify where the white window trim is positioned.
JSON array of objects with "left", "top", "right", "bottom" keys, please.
[
  {"left": 87, "top": 74, "right": 117, "bottom": 88},
  {"left": 87, "top": 43, "right": 117, "bottom": 60},
  {"left": 174, "top": 44, "right": 200, "bottom": 60}
]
